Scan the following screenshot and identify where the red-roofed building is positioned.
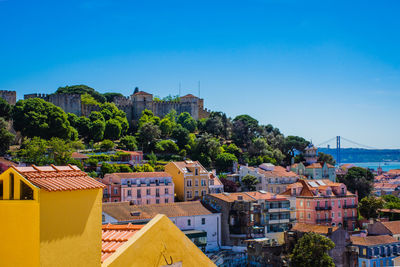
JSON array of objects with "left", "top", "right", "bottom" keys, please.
[
  {"left": 102, "top": 172, "right": 174, "bottom": 204},
  {"left": 281, "top": 179, "right": 358, "bottom": 230},
  {"left": 115, "top": 150, "right": 143, "bottom": 165}
]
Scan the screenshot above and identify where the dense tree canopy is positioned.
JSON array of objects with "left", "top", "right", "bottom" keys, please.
[
  {"left": 241, "top": 174, "right": 258, "bottom": 191},
  {"left": 215, "top": 152, "right": 237, "bottom": 173},
  {"left": 13, "top": 98, "right": 75, "bottom": 140},
  {"left": 359, "top": 196, "right": 384, "bottom": 219},
  {"left": 338, "top": 167, "right": 374, "bottom": 200},
  {"left": 0, "top": 97, "right": 12, "bottom": 120},
  {"left": 0, "top": 118, "right": 14, "bottom": 155},
  {"left": 318, "top": 152, "right": 336, "bottom": 165},
  {"left": 290, "top": 232, "right": 335, "bottom": 267},
  {"left": 56, "top": 85, "right": 106, "bottom": 103}
]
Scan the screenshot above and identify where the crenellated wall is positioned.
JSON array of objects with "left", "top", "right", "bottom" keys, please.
[
  {"left": 0, "top": 90, "right": 17, "bottom": 105},
  {"left": 48, "top": 94, "right": 82, "bottom": 116}
]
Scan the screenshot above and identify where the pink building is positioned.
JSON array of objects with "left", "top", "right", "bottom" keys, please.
[
  {"left": 116, "top": 150, "right": 143, "bottom": 165},
  {"left": 102, "top": 172, "right": 174, "bottom": 204},
  {"left": 281, "top": 179, "right": 358, "bottom": 230}
]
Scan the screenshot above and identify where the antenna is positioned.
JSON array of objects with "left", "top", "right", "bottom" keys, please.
[{"left": 198, "top": 81, "right": 200, "bottom": 98}]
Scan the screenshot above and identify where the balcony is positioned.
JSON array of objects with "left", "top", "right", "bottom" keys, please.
[
  {"left": 316, "top": 218, "right": 332, "bottom": 224},
  {"left": 315, "top": 206, "right": 332, "bottom": 211},
  {"left": 269, "top": 219, "right": 290, "bottom": 224},
  {"left": 344, "top": 216, "right": 357, "bottom": 221},
  {"left": 343, "top": 204, "right": 357, "bottom": 209},
  {"left": 269, "top": 208, "right": 290, "bottom": 213}
]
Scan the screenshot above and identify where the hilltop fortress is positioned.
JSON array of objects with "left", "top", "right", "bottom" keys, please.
[{"left": 0, "top": 90, "right": 210, "bottom": 124}]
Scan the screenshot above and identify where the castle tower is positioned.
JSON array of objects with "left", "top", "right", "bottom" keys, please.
[
  {"left": 0, "top": 165, "right": 105, "bottom": 266},
  {"left": 130, "top": 91, "right": 153, "bottom": 122},
  {"left": 305, "top": 144, "right": 318, "bottom": 164},
  {"left": 0, "top": 90, "right": 17, "bottom": 105}
]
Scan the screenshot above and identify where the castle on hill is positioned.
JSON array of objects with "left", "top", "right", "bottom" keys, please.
[{"left": 0, "top": 89, "right": 210, "bottom": 124}]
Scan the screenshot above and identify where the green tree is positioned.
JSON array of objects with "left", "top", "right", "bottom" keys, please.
[
  {"left": 75, "top": 116, "right": 91, "bottom": 140},
  {"left": 118, "top": 164, "right": 132, "bottom": 172},
  {"left": 100, "top": 140, "right": 115, "bottom": 152},
  {"left": 133, "top": 163, "right": 155, "bottom": 172},
  {"left": 177, "top": 112, "right": 197, "bottom": 132},
  {"left": 318, "top": 152, "right": 336, "bottom": 165},
  {"left": 67, "top": 113, "right": 78, "bottom": 127},
  {"left": 224, "top": 143, "right": 242, "bottom": 159},
  {"left": 359, "top": 196, "right": 384, "bottom": 219},
  {"left": 241, "top": 174, "right": 258, "bottom": 191},
  {"left": 101, "top": 162, "right": 116, "bottom": 176},
  {"left": 104, "top": 119, "right": 122, "bottom": 140},
  {"left": 56, "top": 85, "right": 106, "bottom": 103},
  {"left": 290, "top": 232, "right": 335, "bottom": 267},
  {"left": 103, "top": 92, "right": 124, "bottom": 102},
  {"left": 137, "top": 122, "right": 161, "bottom": 152},
  {"left": 283, "top": 136, "right": 310, "bottom": 158},
  {"left": 47, "top": 137, "right": 74, "bottom": 165},
  {"left": 205, "top": 112, "right": 232, "bottom": 139},
  {"left": 18, "top": 137, "right": 50, "bottom": 165},
  {"left": 0, "top": 97, "right": 12, "bottom": 120},
  {"left": 249, "top": 137, "right": 272, "bottom": 157},
  {"left": 133, "top": 87, "right": 139, "bottom": 94},
  {"left": 192, "top": 133, "right": 221, "bottom": 163},
  {"left": 338, "top": 167, "right": 374, "bottom": 200},
  {"left": 0, "top": 118, "right": 14, "bottom": 155},
  {"left": 215, "top": 152, "right": 237, "bottom": 173},
  {"left": 171, "top": 124, "right": 190, "bottom": 149},
  {"left": 118, "top": 135, "right": 138, "bottom": 151},
  {"left": 13, "top": 98, "right": 73, "bottom": 140},
  {"left": 232, "top": 114, "right": 260, "bottom": 148},
  {"left": 160, "top": 117, "right": 174, "bottom": 137},
  {"left": 89, "top": 111, "right": 105, "bottom": 122},
  {"left": 155, "top": 140, "right": 179, "bottom": 154},
  {"left": 89, "top": 120, "right": 106, "bottom": 142}
]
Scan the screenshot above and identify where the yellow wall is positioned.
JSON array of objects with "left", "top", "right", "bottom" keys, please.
[
  {"left": 39, "top": 189, "right": 103, "bottom": 267},
  {"left": 165, "top": 163, "right": 185, "bottom": 201},
  {"left": 103, "top": 214, "right": 216, "bottom": 267},
  {"left": 0, "top": 168, "right": 40, "bottom": 267}
]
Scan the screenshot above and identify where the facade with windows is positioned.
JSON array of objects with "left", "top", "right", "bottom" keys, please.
[
  {"left": 101, "top": 172, "right": 174, "bottom": 204},
  {"left": 240, "top": 163, "right": 300, "bottom": 194},
  {"left": 165, "top": 160, "right": 209, "bottom": 201},
  {"left": 281, "top": 179, "right": 358, "bottom": 231},
  {"left": 102, "top": 201, "right": 221, "bottom": 251},
  {"left": 350, "top": 235, "right": 400, "bottom": 267}
]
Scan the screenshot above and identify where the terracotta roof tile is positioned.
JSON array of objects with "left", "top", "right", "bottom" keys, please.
[
  {"left": 245, "top": 191, "right": 288, "bottom": 201},
  {"left": 292, "top": 223, "right": 338, "bottom": 235},
  {"left": 133, "top": 91, "right": 152, "bottom": 96},
  {"left": 13, "top": 165, "right": 105, "bottom": 192},
  {"left": 171, "top": 161, "right": 208, "bottom": 174},
  {"left": 116, "top": 149, "right": 143, "bottom": 156},
  {"left": 350, "top": 235, "right": 399, "bottom": 246},
  {"left": 71, "top": 152, "right": 89, "bottom": 160},
  {"left": 381, "top": 221, "right": 400, "bottom": 235},
  {"left": 103, "top": 201, "right": 213, "bottom": 221},
  {"left": 209, "top": 192, "right": 256, "bottom": 203},
  {"left": 247, "top": 165, "right": 298, "bottom": 178},
  {"left": 101, "top": 223, "right": 143, "bottom": 262}
]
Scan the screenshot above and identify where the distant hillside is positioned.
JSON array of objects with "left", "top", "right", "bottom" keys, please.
[{"left": 318, "top": 148, "right": 400, "bottom": 163}]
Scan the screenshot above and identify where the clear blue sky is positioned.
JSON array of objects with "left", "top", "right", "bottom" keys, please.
[{"left": 1, "top": 0, "right": 400, "bottom": 148}]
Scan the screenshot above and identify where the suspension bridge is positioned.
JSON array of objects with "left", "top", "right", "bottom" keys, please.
[{"left": 316, "top": 136, "right": 378, "bottom": 166}]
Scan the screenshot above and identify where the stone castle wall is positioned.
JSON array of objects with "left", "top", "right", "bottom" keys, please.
[
  {"left": 48, "top": 94, "right": 82, "bottom": 116},
  {"left": 0, "top": 90, "right": 17, "bottom": 105}
]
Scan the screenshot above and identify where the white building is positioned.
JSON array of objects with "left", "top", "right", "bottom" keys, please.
[{"left": 102, "top": 201, "right": 221, "bottom": 252}]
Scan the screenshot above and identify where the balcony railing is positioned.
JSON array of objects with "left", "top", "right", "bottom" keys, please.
[
  {"left": 344, "top": 216, "right": 357, "bottom": 221},
  {"left": 315, "top": 206, "right": 332, "bottom": 211},
  {"left": 316, "top": 218, "right": 332, "bottom": 224},
  {"left": 343, "top": 204, "right": 357, "bottom": 209}
]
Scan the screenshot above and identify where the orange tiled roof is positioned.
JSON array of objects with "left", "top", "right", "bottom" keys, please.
[
  {"left": 381, "top": 221, "right": 400, "bottom": 235},
  {"left": 374, "top": 183, "right": 399, "bottom": 189},
  {"left": 116, "top": 149, "right": 143, "bottom": 156},
  {"left": 245, "top": 191, "right": 287, "bottom": 201},
  {"left": 103, "top": 201, "right": 213, "bottom": 221},
  {"left": 209, "top": 192, "right": 256, "bottom": 202},
  {"left": 101, "top": 223, "right": 144, "bottom": 262},
  {"left": 71, "top": 152, "right": 89, "bottom": 160},
  {"left": 388, "top": 169, "right": 400, "bottom": 175},
  {"left": 133, "top": 91, "right": 152, "bottom": 96},
  {"left": 171, "top": 161, "right": 208, "bottom": 174},
  {"left": 247, "top": 165, "right": 298, "bottom": 178},
  {"left": 292, "top": 223, "right": 338, "bottom": 235},
  {"left": 350, "top": 235, "right": 398, "bottom": 246},
  {"left": 13, "top": 165, "right": 105, "bottom": 192}
]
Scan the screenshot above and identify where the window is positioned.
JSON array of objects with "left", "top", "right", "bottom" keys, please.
[
  {"left": 146, "top": 199, "right": 150, "bottom": 204},
  {"left": 201, "top": 190, "right": 206, "bottom": 196},
  {"left": 9, "top": 173, "right": 14, "bottom": 200},
  {"left": 195, "top": 168, "right": 199, "bottom": 175},
  {"left": 127, "top": 190, "right": 131, "bottom": 196},
  {"left": 317, "top": 213, "right": 320, "bottom": 219},
  {"left": 352, "top": 210, "right": 355, "bottom": 216},
  {"left": 156, "top": 188, "right": 160, "bottom": 197},
  {"left": 187, "top": 179, "right": 192, "bottom": 187},
  {"left": 332, "top": 212, "right": 334, "bottom": 219},
  {"left": 188, "top": 219, "right": 191, "bottom": 226},
  {"left": 195, "top": 180, "right": 199, "bottom": 186},
  {"left": 20, "top": 181, "right": 33, "bottom": 200},
  {"left": 344, "top": 210, "right": 347, "bottom": 217},
  {"left": 165, "top": 198, "right": 169, "bottom": 203},
  {"left": 156, "top": 199, "right": 160, "bottom": 204},
  {"left": 341, "top": 187, "right": 345, "bottom": 195},
  {"left": 325, "top": 201, "right": 328, "bottom": 208},
  {"left": 147, "top": 189, "right": 151, "bottom": 195},
  {"left": 187, "top": 191, "right": 192, "bottom": 199},
  {"left": 300, "top": 213, "right": 304, "bottom": 218},
  {"left": 276, "top": 187, "right": 280, "bottom": 193},
  {"left": 317, "top": 201, "right": 320, "bottom": 208},
  {"left": 300, "top": 200, "right": 303, "bottom": 207},
  {"left": 307, "top": 201, "right": 310, "bottom": 207},
  {"left": 165, "top": 188, "right": 169, "bottom": 194},
  {"left": 201, "top": 180, "right": 206, "bottom": 186},
  {"left": 104, "top": 188, "right": 108, "bottom": 194},
  {"left": 307, "top": 213, "right": 310, "bottom": 219},
  {"left": 137, "top": 189, "right": 141, "bottom": 198},
  {"left": 331, "top": 200, "right": 334, "bottom": 207},
  {"left": 338, "top": 212, "right": 341, "bottom": 218},
  {"left": 344, "top": 200, "right": 347, "bottom": 207},
  {"left": 114, "top": 188, "right": 118, "bottom": 195},
  {"left": 338, "top": 200, "right": 341, "bottom": 208},
  {"left": 352, "top": 199, "right": 355, "bottom": 205},
  {"left": 293, "top": 188, "right": 296, "bottom": 195},
  {"left": 325, "top": 213, "right": 328, "bottom": 219},
  {"left": 195, "top": 191, "right": 199, "bottom": 197},
  {"left": 202, "top": 218, "right": 206, "bottom": 225},
  {"left": 270, "top": 188, "right": 274, "bottom": 193}
]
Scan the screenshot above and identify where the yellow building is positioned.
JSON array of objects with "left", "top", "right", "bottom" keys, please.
[
  {"left": 165, "top": 160, "right": 209, "bottom": 201},
  {"left": 0, "top": 165, "right": 105, "bottom": 267},
  {"left": 0, "top": 165, "right": 216, "bottom": 266}
]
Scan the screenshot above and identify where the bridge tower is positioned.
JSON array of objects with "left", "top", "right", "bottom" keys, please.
[{"left": 336, "top": 136, "right": 341, "bottom": 166}]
